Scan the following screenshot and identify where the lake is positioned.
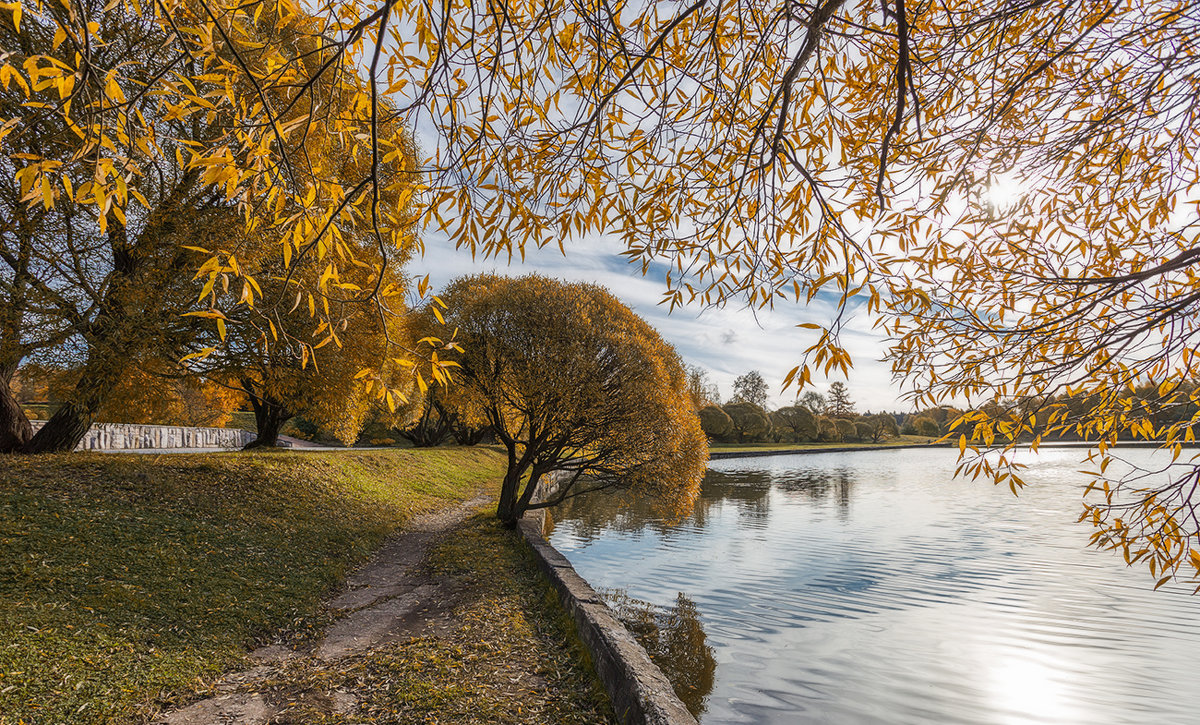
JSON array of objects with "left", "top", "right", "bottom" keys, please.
[{"left": 547, "top": 447, "right": 1200, "bottom": 724}]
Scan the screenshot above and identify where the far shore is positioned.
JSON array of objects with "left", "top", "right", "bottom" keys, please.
[
  {"left": 709, "top": 436, "right": 938, "bottom": 458},
  {"left": 709, "top": 437, "right": 1196, "bottom": 459}
]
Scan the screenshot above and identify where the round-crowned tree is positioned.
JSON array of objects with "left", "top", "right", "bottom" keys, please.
[
  {"left": 774, "top": 405, "right": 818, "bottom": 442},
  {"left": 698, "top": 405, "right": 734, "bottom": 442},
  {"left": 915, "top": 416, "right": 942, "bottom": 438},
  {"left": 722, "top": 402, "right": 770, "bottom": 443},
  {"left": 429, "top": 274, "right": 708, "bottom": 525},
  {"left": 817, "top": 417, "right": 840, "bottom": 442},
  {"left": 835, "top": 418, "right": 857, "bottom": 442},
  {"left": 866, "top": 413, "right": 900, "bottom": 442}
]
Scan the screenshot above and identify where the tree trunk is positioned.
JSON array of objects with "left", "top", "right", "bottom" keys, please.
[
  {"left": 514, "top": 467, "right": 546, "bottom": 516},
  {"left": 21, "top": 352, "right": 121, "bottom": 454},
  {"left": 497, "top": 468, "right": 523, "bottom": 526},
  {"left": 0, "top": 373, "right": 31, "bottom": 453},
  {"left": 496, "top": 441, "right": 527, "bottom": 526},
  {"left": 498, "top": 459, "right": 553, "bottom": 525},
  {"left": 22, "top": 401, "right": 91, "bottom": 453},
  {"left": 399, "top": 397, "right": 451, "bottom": 446},
  {"left": 0, "top": 214, "right": 33, "bottom": 454},
  {"left": 20, "top": 214, "right": 149, "bottom": 454},
  {"left": 243, "top": 390, "right": 291, "bottom": 449},
  {"left": 451, "top": 422, "right": 493, "bottom": 446}
]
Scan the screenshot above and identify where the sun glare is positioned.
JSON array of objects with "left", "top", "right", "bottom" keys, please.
[
  {"left": 985, "top": 174, "right": 1024, "bottom": 215},
  {"left": 984, "top": 651, "right": 1087, "bottom": 725}
]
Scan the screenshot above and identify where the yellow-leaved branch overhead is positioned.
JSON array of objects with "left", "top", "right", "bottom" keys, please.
[{"left": 4, "top": 0, "right": 1200, "bottom": 586}]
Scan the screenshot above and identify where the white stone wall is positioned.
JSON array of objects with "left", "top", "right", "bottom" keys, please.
[{"left": 29, "top": 420, "right": 256, "bottom": 451}]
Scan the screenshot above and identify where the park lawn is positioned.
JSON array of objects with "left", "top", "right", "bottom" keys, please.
[
  {"left": 0, "top": 447, "right": 505, "bottom": 724},
  {"left": 710, "top": 435, "right": 940, "bottom": 453}
]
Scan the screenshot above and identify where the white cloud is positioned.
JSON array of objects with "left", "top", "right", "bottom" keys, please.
[{"left": 411, "top": 230, "right": 915, "bottom": 412}]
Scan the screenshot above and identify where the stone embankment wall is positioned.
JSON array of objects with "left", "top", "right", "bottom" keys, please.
[
  {"left": 30, "top": 420, "right": 255, "bottom": 451},
  {"left": 520, "top": 471, "right": 698, "bottom": 725}
]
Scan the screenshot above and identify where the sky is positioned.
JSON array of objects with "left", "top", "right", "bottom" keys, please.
[{"left": 410, "top": 230, "right": 915, "bottom": 413}]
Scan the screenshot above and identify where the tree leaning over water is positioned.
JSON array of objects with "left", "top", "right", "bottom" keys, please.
[
  {"left": 5, "top": 0, "right": 1200, "bottom": 583},
  {"left": 425, "top": 274, "right": 708, "bottom": 525}
]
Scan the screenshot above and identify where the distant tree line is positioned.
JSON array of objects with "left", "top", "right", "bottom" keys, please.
[
  {"left": 688, "top": 370, "right": 964, "bottom": 445},
  {"left": 688, "top": 371, "right": 1200, "bottom": 447},
  {"left": 946, "top": 383, "right": 1200, "bottom": 444}
]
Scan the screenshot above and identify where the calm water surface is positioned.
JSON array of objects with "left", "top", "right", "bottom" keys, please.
[{"left": 548, "top": 448, "right": 1200, "bottom": 724}]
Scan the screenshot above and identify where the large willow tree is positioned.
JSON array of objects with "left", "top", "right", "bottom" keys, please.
[{"left": 4, "top": 1, "right": 1200, "bottom": 582}]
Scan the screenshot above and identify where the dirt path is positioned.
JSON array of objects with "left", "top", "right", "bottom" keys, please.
[{"left": 154, "top": 494, "right": 492, "bottom": 725}]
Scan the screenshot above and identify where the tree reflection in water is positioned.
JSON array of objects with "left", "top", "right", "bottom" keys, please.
[
  {"left": 549, "top": 465, "right": 864, "bottom": 719},
  {"left": 777, "top": 468, "right": 854, "bottom": 518},
  {"left": 550, "top": 466, "right": 858, "bottom": 543},
  {"left": 601, "top": 589, "right": 716, "bottom": 718}
]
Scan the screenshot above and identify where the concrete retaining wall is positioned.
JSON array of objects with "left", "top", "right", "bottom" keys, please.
[
  {"left": 29, "top": 420, "right": 255, "bottom": 451},
  {"left": 520, "top": 471, "right": 697, "bottom": 725}
]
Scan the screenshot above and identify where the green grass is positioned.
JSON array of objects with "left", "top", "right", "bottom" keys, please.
[
  {"left": 710, "top": 435, "right": 939, "bottom": 452},
  {"left": 381, "top": 515, "right": 613, "bottom": 723},
  {"left": 0, "top": 447, "right": 505, "bottom": 724}
]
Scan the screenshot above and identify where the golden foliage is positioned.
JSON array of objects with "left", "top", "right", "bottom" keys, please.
[
  {"left": 429, "top": 274, "right": 708, "bottom": 522},
  {"left": 95, "top": 366, "right": 243, "bottom": 427},
  {"left": 1, "top": 0, "right": 422, "bottom": 424}
]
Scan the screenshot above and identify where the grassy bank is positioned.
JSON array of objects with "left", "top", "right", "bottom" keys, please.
[
  {"left": 0, "top": 447, "right": 505, "bottom": 724},
  {"left": 396, "top": 514, "right": 611, "bottom": 723},
  {"left": 710, "top": 435, "right": 938, "bottom": 453}
]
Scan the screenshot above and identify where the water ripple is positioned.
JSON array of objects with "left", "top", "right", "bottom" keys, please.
[{"left": 550, "top": 448, "right": 1200, "bottom": 724}]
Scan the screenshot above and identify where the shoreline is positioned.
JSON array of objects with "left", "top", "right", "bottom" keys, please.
[
  {"left": 709, "top": 443, "right": 937, "bottom": 459},
  {"left": 709, "top": 439, "right": 1191, "bottom": 460}
]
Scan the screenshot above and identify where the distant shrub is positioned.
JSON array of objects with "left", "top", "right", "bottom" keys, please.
[
  {"left": 698, "top": 405, "right": 734, "bottom": 441},
  {"left": 773, "top": 405, "right": 818, "bottom": 442},
  {"left": 722, "top": 402, "right": 770, "bottom": 442},
  {"left": 914, "top": 416, "right": 941, "bottom": 437},
  {"left": 834, "top": 418, "right": 857, "bottom": 442}
]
